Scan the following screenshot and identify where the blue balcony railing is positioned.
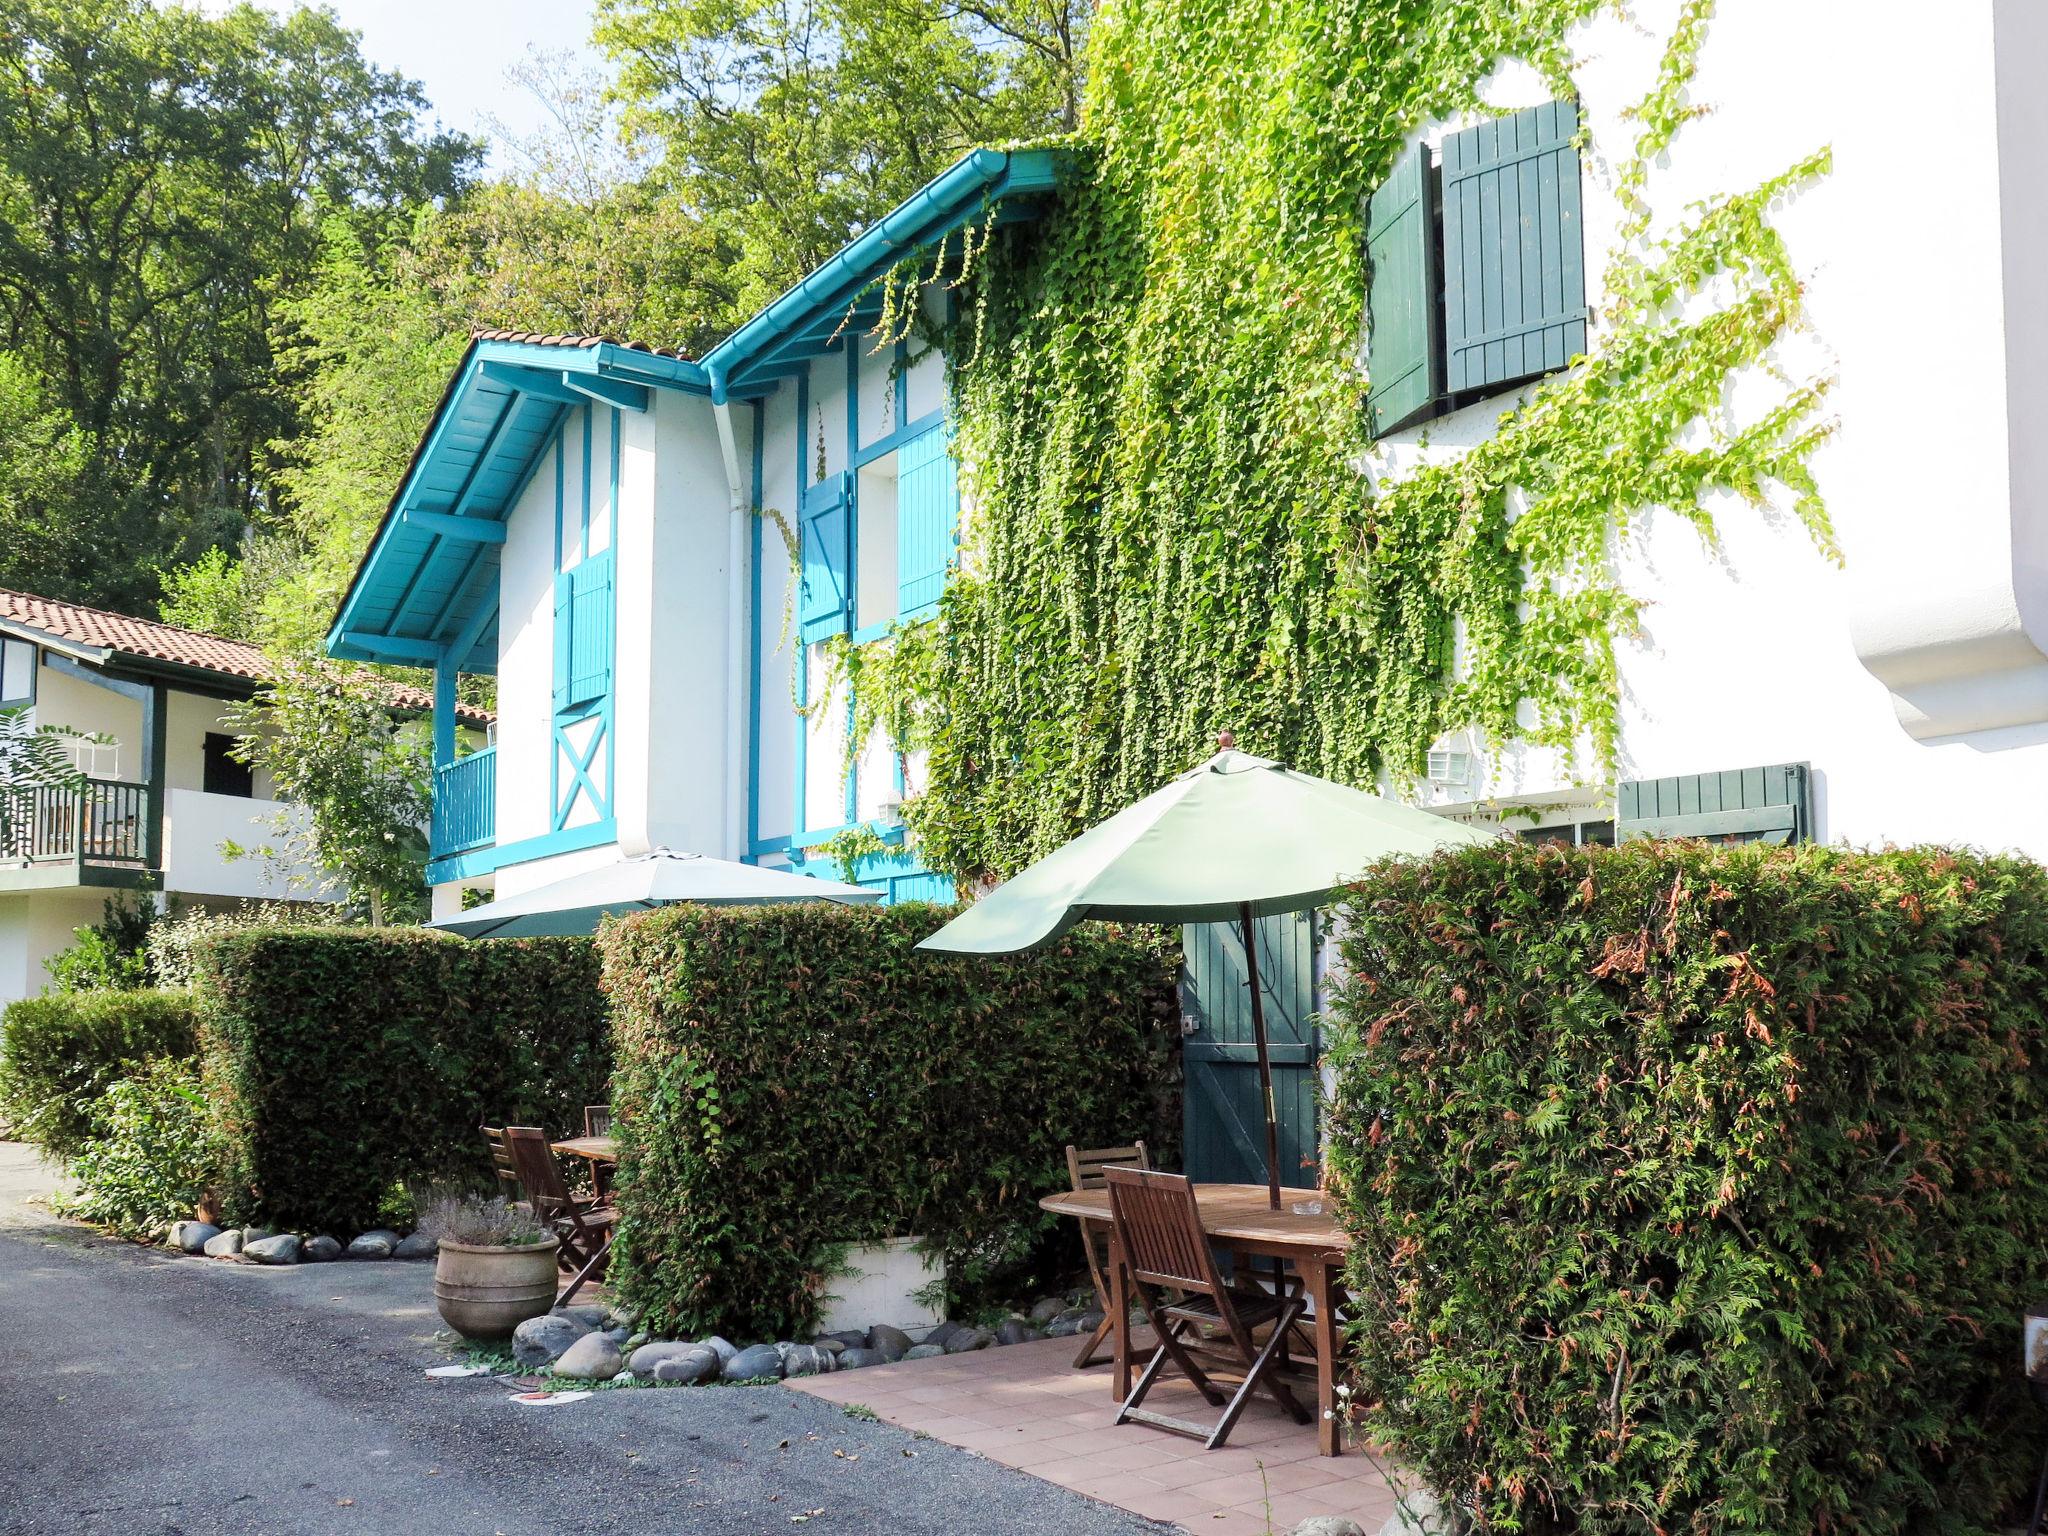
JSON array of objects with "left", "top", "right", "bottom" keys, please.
[{"left": 430, "top": 747, "right": 496, "bottom": 860}]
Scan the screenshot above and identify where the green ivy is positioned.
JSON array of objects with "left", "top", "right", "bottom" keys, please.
[{"left": 844, "top": 0, "right": 1835, "bottom": 883}]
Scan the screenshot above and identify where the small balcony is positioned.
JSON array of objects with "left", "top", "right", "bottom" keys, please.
[
  {"left": 0, "top": 778, "right": 154, "bottom": 889},
  {"left": 431, "top": 746, "right": 497, "bottom": 861}
]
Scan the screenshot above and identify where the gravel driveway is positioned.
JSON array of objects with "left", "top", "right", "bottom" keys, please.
[{"left": 0, "top": 1142, "right": 1168, "bottom": 1536}]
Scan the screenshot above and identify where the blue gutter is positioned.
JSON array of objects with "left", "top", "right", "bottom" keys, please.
[{"left": 702, "top": 148, "right": 1061, "bottom": 404}]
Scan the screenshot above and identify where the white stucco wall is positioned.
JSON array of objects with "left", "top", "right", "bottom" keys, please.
[
  {"left": 1376, "top": 0, "right": 2048, "bottom": 856},
  {"left": 495, "top": 431, "right": 565, "bottom": 853},
  {"left": 0, "top": 887, "right": 108, "bottom": 1005}
]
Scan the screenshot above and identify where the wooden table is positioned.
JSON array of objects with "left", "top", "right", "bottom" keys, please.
[
  {"left": 1040, "top": 1183, "right": 1352, "bottom": 1455},
  {"left": 551, "top": 1135, "right": 618, "bottom": 1193}
]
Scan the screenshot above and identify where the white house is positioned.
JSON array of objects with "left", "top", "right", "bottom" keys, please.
[
  {"left": 327, "top": 150, "right": 1058, "bottom": 918},
  {"left": 329, "top": 0, "right": 2048, "bottom": 905},
  {"left": 0, "top": 589, "right": 483, "bottom": 1003}
]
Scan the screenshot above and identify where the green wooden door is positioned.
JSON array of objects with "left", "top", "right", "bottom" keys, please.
[{"left": 1181, "top": 911, "right": 1320, "bottom": 1187}]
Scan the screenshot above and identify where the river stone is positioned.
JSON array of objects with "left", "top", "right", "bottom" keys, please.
[
  {"left": 821, "top": 1329, "right": 867, "bottom": 1350},
  {"left": 629, "top": 1341, "right": 706, "bottom": 1375},
  {"left": 202, "top": 1229, "right": 243, "bottom": 1259},
  {"left": 171, "top": 1221, "right": 221, "bottom": 1255},
  {"left": 902, "top": 1344, "right": 946, "bottom": 1361},
  {"left": 722, "top": 1344, "right": 785, "bottom": 1382},
  {"left": 995, "top": 1319, "right": 1042, "bottom": 1346},
  {"left": 781, "top": 1344, "right": 833, "bottom": 1378},
  {"left": 943, "top": 1327, "right": 993, "bottom": 1354},
  {"left": 1293, "top": 1521, "right": 1368, "bottom": 1536},
  {"left": 302, "top": 1234, "right": 342, "bottom": 1262},
  {"left": 244, "top": 1233, "right": 301, "bottom": 1265},
  {"left": 512, "top": 1312, "right": 592, "bottom": 1368},
  {"left": 552, "top": 1332, "right": 623, "bottom": 1381},
  {"left": 560, "top": 1304, "right": 609, "bottom": 1330},
  {"left": 393, "top": 1232, "right": 438, "bottom": 1260},
  {"left": 701, "top": 1335, "right": 739, "bottom": 1365},
  {"left": 1073, "top": 1309, "right": 1105, "bottom": 1336},
  {"left": 920, "top": 1320, "right": 962, "bottom": 1350},
  {"left": 1043, "top": 1308, "right": 1088, "bottom": 1337},
  {"left": 867, "top": 1324, "right": 912, "bottom": 1361},
  {"left": 836, "top": 1348, "right": 888, "bottom": 1371},
  {"left": 346, "top": 1232, "right": 395, "bottom": 1260},
  {"left": 1028, "top": 1296, "right": 1067, "bottom": 1325},
  {"left": 653, "top": 1350, "right": 720, "bottom": 1385}
]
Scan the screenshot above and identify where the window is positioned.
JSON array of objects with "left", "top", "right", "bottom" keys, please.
[
  {"left": 855, "top": 457, "right": 900, "bottom": 632},
  {"left": 202, "top": 731, "right": 254, "bottom": 798},
  {"left": 1367, "top": 98, "right": 1588, "bottom": 436},
  {"left": 1514, "top": 818, "right": 1614, "bottom": 847},
  {"left": 0, "top": 638, "right": 33, "bottom": 706}
]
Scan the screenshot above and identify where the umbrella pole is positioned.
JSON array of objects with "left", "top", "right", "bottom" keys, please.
[{"left": 1240, "top": 901, "right": 1282, "bottom": 1212}]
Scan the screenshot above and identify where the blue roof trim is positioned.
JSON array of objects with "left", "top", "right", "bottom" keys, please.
[
  {"left": 701, "top": 147, "right": 1064, "bottom": 402},
  {"left": 326, "top": 147, "right": 1067, "bottom": 673},
  {"left": 326, "top": 339, "right": 712, "bottom": 671}
]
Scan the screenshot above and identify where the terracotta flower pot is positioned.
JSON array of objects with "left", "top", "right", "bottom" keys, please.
[{"left": 433, "top": 1237, "right": 560, "bottom": 1340}]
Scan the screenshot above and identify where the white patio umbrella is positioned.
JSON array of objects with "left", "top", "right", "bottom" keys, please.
[
  {"left": 918, "top": 735, "right": 1494, "bottom": 1207},
  {"left": 429, "top": 846, "right": 882, "bottom": 938}
]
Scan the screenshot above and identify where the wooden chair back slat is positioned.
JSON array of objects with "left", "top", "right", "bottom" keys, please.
[
  {"left": 1066, "top": 1141, "right": 1149, "bottom": 1192},
  {"left": 1106, "top": 1167, "right": 1227, "bottom": 1299},
  {"left": 584, "top": 1104, "right": 612, "bottom": 1139},
  {"left": 480, "top": 1124, "right": 524, "bottom": 1203}
]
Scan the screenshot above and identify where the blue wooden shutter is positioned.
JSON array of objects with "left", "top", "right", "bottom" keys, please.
[
  {"left": 1181, "top": 911, "right": 1321, "bottom": 1186},
  {"left": 562, "top": 549, "right": 614, "bottom": 708},
  {"left": 1618, "top": 762, "right": 1812, "bottom": 845},
  {"left": 1365, "top": 142, "right": 1442, "bottom": 438},
  {"left": 551, "top": 572, "right": 573, "bottom": 712},
  {"left": 800, "top": 471, "right": 854, "bottom": 643},
  {"left": 1440, "top": 98, "right": 1587, "bottom": 394},
  {"left": 895, "top": 423, "right": 957, "bottom": 619}
]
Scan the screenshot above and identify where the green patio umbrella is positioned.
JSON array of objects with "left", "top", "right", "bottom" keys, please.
[{"left": 918, "top": 735, "right": 1493, "bottom": 1208}]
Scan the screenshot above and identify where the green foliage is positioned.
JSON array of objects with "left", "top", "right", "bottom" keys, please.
[
  {"left": 1324, "top": 840, "right": 2048, "bottom": 1535},
  {"left": 598, "top": 901, "right": 1179, "bottom": 1340},
  {"left": 43, "top": 891, "right": 163, "bottom": 993},
  {"left": 0, "top": 701, "right": 102, "bottom": 791},
  {"left": 0, "top": 0, "right": 476, "bottom": 611},
  {"left": 55, "top": 1056, "right": 225, "bottom": 1238},
  {"left": 0, "top": 987, "right": 198, "bottom": 1158},
  {"left": 896, "top": 0, "right": 1833, "bottom": 883},
  {"left": 595, "top": 0, "right": 1082, "bottom": 319},
  {"left": 222, "top": 650, "right": 433, "bottom": 924},
  {"left": 190, "top": 927, "right": 610, "bottom": 1234}
]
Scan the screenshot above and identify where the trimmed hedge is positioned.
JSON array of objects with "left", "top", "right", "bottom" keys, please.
[
  {"left": 598, "top": 901, "right": 1180, "bottom": 1340},
  {"left": 1325, "top": 840, "right": 2048, "bottom": 1536},
  {"left": 0, "top": 988, "right": 198, "bottom": 1159},
  {"left": 191, "top": 928, "right": 610, "bottom": 1234}
]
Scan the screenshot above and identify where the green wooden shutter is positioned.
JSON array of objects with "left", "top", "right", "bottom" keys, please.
[
  {"left": 895, "top": 423, "right": 957, "bottom": 619},
  {"left": 1365, "top": 142, "right": 1442, "bottom": 438},
  {"left": 1181, "top": 911, "right": 1321, "bottom": 1187},
  {"left": 1618, "top": 762, "right": 1812, "bottom": 845},
  {"left": 800, "top": 470, "right": 854, "bottom": 643},
  {"left": 1440, "top": 99, "right": 1587, "bottom": 394}
]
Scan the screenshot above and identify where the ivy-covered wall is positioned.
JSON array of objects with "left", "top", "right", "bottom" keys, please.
[{"left": 853, "top": 0, "right": 1836, "bottom": 884}]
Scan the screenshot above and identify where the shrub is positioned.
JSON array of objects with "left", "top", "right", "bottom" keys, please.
[
  {"left": 190, "top": 927, "right": 609, "bottom": 1235},
  {"left": 56, "top": 1057, "right": 224, "bottom": 1237},
  {"left": 415, "top": 1190, "right": 546, "bottom": 1248},
  {"left": 598, "top": 901, "right": 1180, "bottom": 1341},
  {"left": 0, "top": 988, "right": 199, "bottom": 1158},
  {"left": 1325, "top": 840, "right": 2048, "bottom": 1536}
]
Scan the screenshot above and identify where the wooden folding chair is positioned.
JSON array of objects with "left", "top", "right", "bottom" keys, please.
[
  {"left": 1105, "top": 1167, "right": 1312, "bottom": 1449},
  {"left": 504, "top": 1125, "right": 617, "bottom": 1307},
  {"left": 1066, "top": 1141, "right": 1150, "bottom": 1368},
  {"left": 583, "top": 1104, "right": 612, "bottom": 1138},
  {"left": 480, "top": 1124, "right": 527, "bottom": 1208}
]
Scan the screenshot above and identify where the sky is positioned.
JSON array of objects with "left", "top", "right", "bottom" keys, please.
[{"left": 204, "top": 0, "right": 605, "bottom": 168}]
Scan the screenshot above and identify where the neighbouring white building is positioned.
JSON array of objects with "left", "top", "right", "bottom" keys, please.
[{"left": 0, "top": 591, "right": 482, "bottom": 1004}]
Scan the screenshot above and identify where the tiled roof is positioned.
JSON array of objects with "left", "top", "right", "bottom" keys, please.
[
  {"left": 471, "top": 327, "right": 694, "bottom": 362},
  {"left": 0, "top": 588, "right": 492, "bottom": 727}
]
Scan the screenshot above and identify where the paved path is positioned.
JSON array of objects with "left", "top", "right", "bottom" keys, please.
[{"left": 0, "top": 1143, "right": 1165, "bottom": 1536}]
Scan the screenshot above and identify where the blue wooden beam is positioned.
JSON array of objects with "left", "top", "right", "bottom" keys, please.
[
  {"left": 402, "top": 509, "right": 506, "bottom": 544},
  {"left": 564, "top": 373, "right": 649, "bottom": 413},
  {"left": 478, "top": 361, "right": 585, "bottom": 405}
]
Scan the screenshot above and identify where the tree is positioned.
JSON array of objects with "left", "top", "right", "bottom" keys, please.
[
  {"left": 0, "top": 0, "right": 478, "bottom": 611},
  {"left": 222, "top": 651, "right": 432, "bottom": 925},
  {"left": 595, "top": 0, "right": 1083, "bottom": 317}
]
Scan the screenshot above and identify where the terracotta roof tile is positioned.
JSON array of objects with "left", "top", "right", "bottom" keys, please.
[
  {"left": 0, "top": 588, "right": 492, "bottom": 727},
  {"left": 471, "top": 327, "right": 694, "bottom": 362}
]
